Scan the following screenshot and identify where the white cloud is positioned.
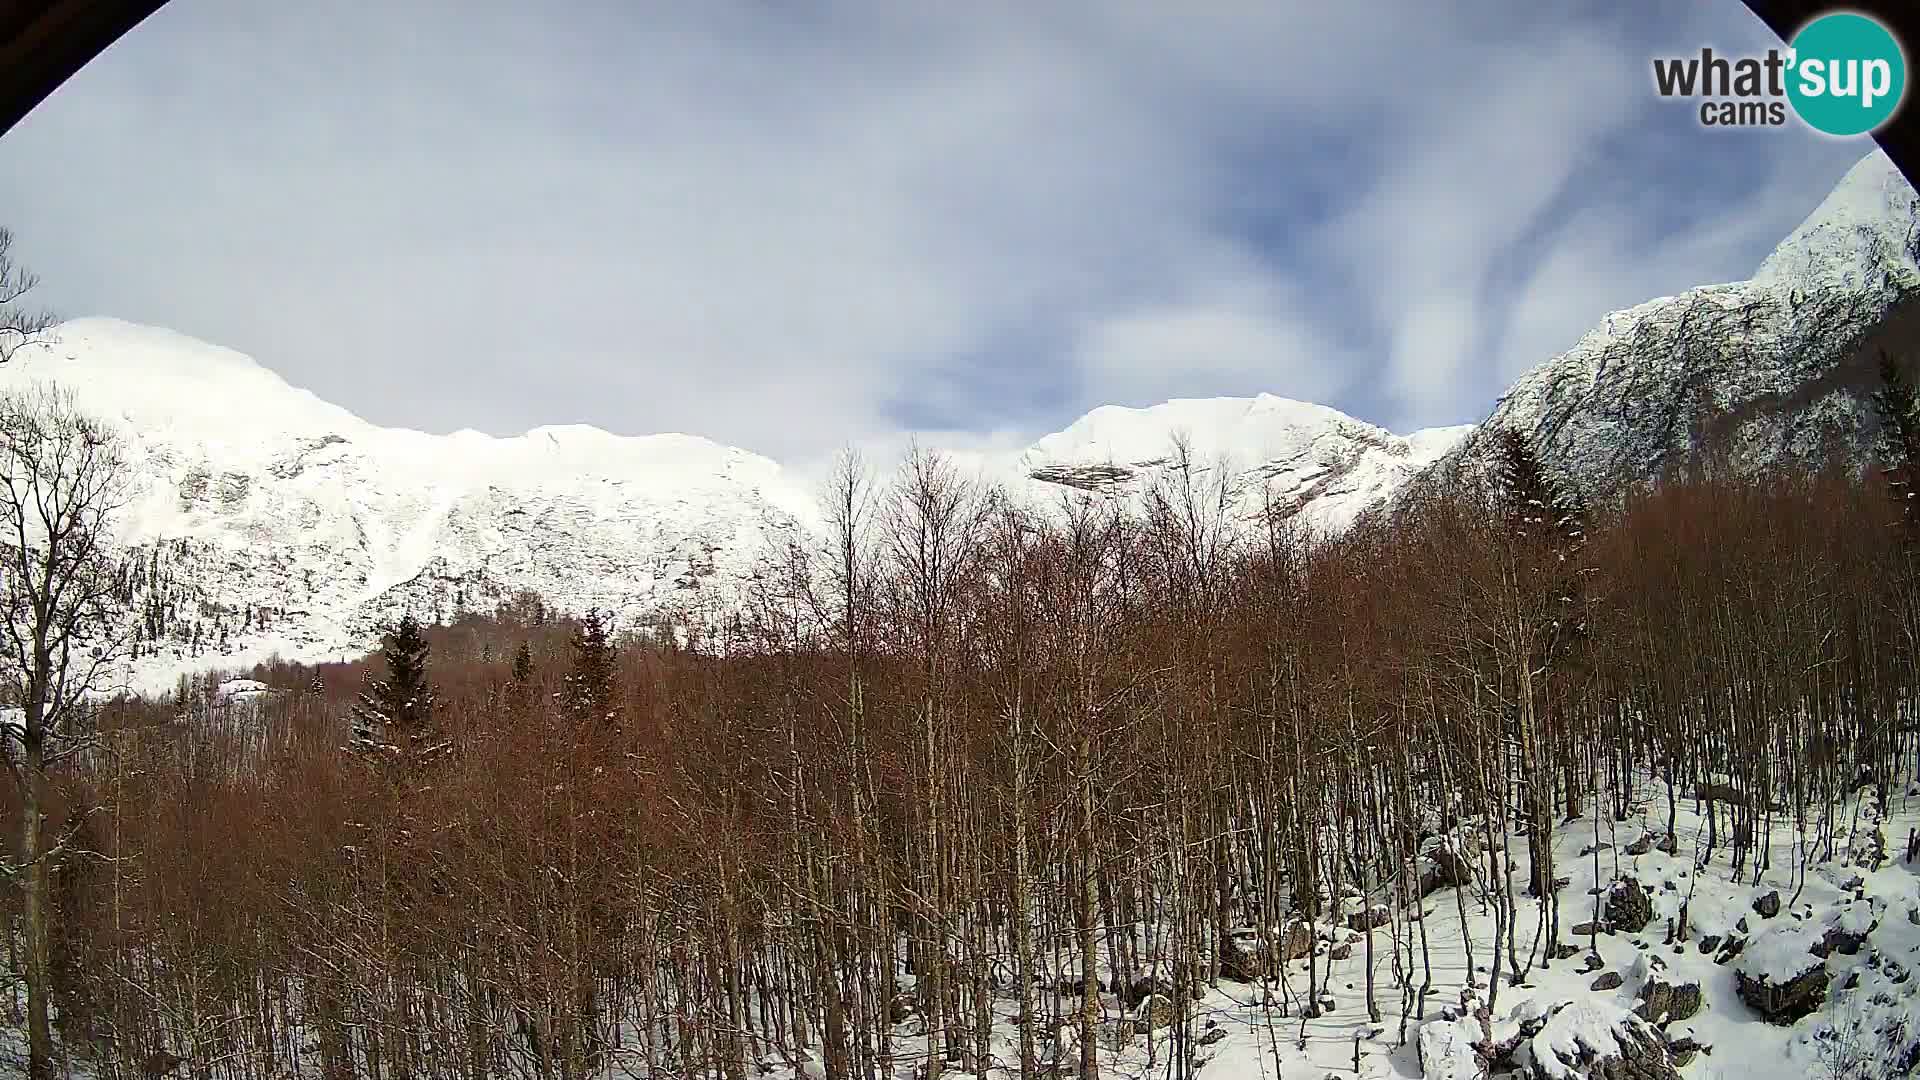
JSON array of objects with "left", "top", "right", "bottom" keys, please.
[{"left": 0, "top": 0, "right": 1877, "bottom": 474}]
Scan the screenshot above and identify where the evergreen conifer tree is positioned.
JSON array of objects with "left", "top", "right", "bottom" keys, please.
[
  {"left": 507, "top": 640, "right": 536, "bottom": 717},
  {"left": 1491, "top": 427, "right": 1596, "bottom": 897},
  {"left": 1492, "top": 427, "right": 1589, "bottom": 628},
  {"left": 1872, "top": 350, "right": 1920, "bottom": 537},
  {"left": 349, "top": 614, "right": 443, "bottom": 767},
  {"left": 564, "top": 609, "right": 618, "bottom": 729}
]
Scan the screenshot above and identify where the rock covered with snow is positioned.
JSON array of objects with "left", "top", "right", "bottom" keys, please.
[
  {"left": 1418, "top": 831, "right": 1481, "bottom": 896},
  {"left": 1606, "top": 878, "right": 1653, "bottom": 934},
  {"left": 214, "top": 678, "right": 274, "bottom": 701},
  {"left": 1633, "top": 976, "right": 1701, "bottom": 1026},
  {"left": 1418, "top": 1015, "right": 1491, "bottom": 1080},
  {"left": 1812, "top": 897, "right": 1879, "bottom": 957},
  {"left": 1735, "top": 924, "right": 1830, "bottom": 1024},
  {"left": 1519, "top": 999, "right": 1678, "bottom": 1080}
]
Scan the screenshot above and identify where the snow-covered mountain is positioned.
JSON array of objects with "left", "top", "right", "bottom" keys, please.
[
  {"left": 1009, "top": 395, "right": 1471, "bottom": 533},
  {"left": 1425, "top": 149, "right": 1920, "bottom": 498},
  {"left": 0, "top": 325, "right": 1467, "bottom": 689},
  {"left": 3, "top": 148, "right": 1915, "bottom": 690},
  {"left": 0, "top": 319, "right": 830, "bottom": 688}
]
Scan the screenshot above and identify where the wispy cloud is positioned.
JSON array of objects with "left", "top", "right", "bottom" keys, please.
[{"left": 0, "top": 0, "right": 1874, "bottom": 468}]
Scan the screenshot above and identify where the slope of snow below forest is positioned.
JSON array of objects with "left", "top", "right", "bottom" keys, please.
[{"left": 837, "top": 773, "right": 1919, "bottom": 1080}]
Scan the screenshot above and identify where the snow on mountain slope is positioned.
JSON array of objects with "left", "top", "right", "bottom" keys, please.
[
  {"left": 1, "top": 318, "right": 824, "bottom": 691},
  {"left": 1421, "top": 148, "right": 1920, "bottom": 500},
  {"left": 1011, "top": 394, "right": 1472, "bottom": 533},
  {"left": 1016, "top": 152, "right": 1920, "bottom": 532},
  {"left": 2, "top": 323, "right": 1472, "bottom": 690}
]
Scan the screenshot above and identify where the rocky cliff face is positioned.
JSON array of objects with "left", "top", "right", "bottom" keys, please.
[{"left": 1426, "top": 150, "right": 1920, "bottom": 499}]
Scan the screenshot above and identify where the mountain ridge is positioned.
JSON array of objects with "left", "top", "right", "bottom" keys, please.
[
  {"left": 0, "top": 320, "right": 1472, "bottom": 690},
  {"left": 1417, "top": 149, "right": 1920, "bottom": 503},
  {"left": 3, "top": 149, "right": 1916, "bottom": 691}
]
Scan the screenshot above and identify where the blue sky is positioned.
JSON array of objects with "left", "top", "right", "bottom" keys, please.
[{"left": 0, "top": 0, "right": 1879, "bottom": 469}]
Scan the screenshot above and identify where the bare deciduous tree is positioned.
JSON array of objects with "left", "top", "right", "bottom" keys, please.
[
  {"left": 0, "top": 229, "right": 55, "bottom": 364},
  {"left": 0, "top": 384, "right": 128, "bottom": 1080}
]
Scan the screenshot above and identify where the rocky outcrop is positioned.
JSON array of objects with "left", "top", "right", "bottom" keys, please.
[
  {"left": 1419, "top": 834, "right": 1480, "bottom": 896},
  {"left": 1664, "top": 1035, "right": 1707, "bottom": 1068},
  {"left": 1735, "top": 964, "right": 1827, "bottom": 1025},
  {"left": 1518, "top": 1000, "right": 1679, "bottom": 1080},
  {"left": 1635, "top": 978, "right": 1702, "bottom": 1025},
  {"left": 1131, "top": 993, "right": 1177, "bottom": 1034},
  {"left": 1734, "top": 926, "right": 1829, "bottom": 1024},
  {"left": 1218, "top": 922, "right": 1312, "bottom": 982},
  {"left": 1607, "top": 879, "right": 1653, "bottom": 934},
  {"left": 1347, "top": 904, "right": 1391, "bottom": 932},
  {"left": 1812, "top": 900, "right": 1877, "bottom": 958}
]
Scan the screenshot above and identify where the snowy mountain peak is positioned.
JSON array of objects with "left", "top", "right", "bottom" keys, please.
[
  {"left": 1753, "top": 149, "right": 1920, "bottom": 292},
  {"left": 19, "top": 317, "right": 371, "bottom": 449},
  {"left": 1426, "top": 148, "right": 1920, "bottom": 501},
  {"left": 1020, "top": 392, "right": 1465, "bottom": 472},
  {"left": 1014, "top": 393, "right": 1472, "bottom": 532},
  {"left": 0, "top": 323, "right": 829, "bottom": 690}
]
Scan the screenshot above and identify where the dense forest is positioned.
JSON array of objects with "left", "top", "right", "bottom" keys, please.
[{"left": 7, "top": 362, "right": 1920, "bottom": 1080}]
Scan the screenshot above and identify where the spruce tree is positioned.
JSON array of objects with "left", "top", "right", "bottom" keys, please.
[
  {"left": 564, "top": 609, "right": 618, "bottom": 729},
  {"left": 1492, "top": 427, "right": 1589, "bottom": 619},
  {"left": 1872, "top": 350, "right": 1920, "bottom": 536},
  {"left": 1491, "top": 427, "right": 1594, "bottom": 900},
  {"left": 1493, "top": 428, "right": 1586, "bottom": 552},
  {"left": 1873, "top": 351, "right": 1920, "bottom": 795},
  {"left": 350, "top": 614, "right": 442, "bottom": 765},
  {"left": 1492, "top": 427, "right": 1591, "bottom": 678},
  {"left": 507, "top": 640, "right": 536, "bottom": 717}
]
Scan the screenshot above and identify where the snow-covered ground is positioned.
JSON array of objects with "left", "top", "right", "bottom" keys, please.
[
  {"left": 838, "top": 775, "right": 1920, "bottom": 1080},
  {"left": 3, "top": 765, "right": 1902, "bottom": 1080}
]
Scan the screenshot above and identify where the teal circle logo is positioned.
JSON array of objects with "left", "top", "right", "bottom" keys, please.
[{"left": 1786, "top": 12, "right": 1906, "bottom": 136}]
